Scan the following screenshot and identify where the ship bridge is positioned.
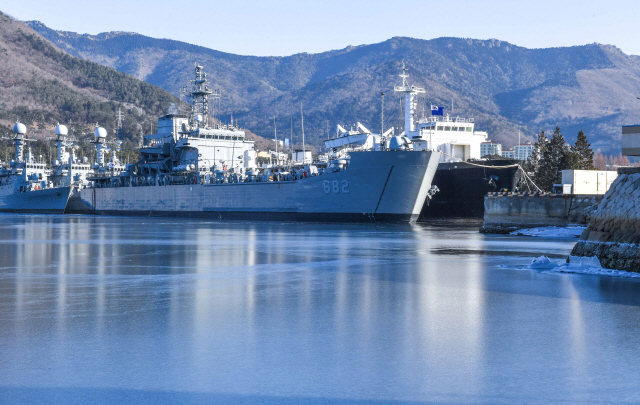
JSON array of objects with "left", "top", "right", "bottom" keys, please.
[{"left": 392, "top": 65, "right": 488, "bottom": 162}]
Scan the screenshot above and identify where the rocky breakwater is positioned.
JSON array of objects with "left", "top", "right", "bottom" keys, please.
[{"left": 571, "top": 167, "right": 640, "bottom": 271}]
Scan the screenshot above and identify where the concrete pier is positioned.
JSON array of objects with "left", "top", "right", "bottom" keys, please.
[{"left": 480, "top": 192, "right": 602, "bottom": 234}]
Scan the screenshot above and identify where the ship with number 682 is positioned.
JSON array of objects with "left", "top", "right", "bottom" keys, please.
[{"left": 67, "top": 65, "right": 440, "bottom": 222}]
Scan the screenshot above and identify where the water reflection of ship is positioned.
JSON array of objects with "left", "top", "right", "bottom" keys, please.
[{"left": 0, "top": 122, "right": 71, "bottom": 213}]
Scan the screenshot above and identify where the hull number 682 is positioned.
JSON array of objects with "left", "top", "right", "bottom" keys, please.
[{"left": 323, "top": 180, "right": 349, "bottom": 194}]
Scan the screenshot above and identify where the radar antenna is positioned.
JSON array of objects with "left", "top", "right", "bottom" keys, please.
[
  {"left": 394, "top": 62, "right": 425, "bottom": 135},
  {"left": 183, "top": 64, "right": 217, "bottom": 130}
]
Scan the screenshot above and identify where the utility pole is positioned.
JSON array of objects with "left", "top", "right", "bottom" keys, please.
[
  {"left": 138, "top": 60, "right": 146, "bottom": 81},
  {"left": 274, "top": 116, "right": 278, "bottom": 166},
  {"left": 300, "top": 103, "right": 306, "bottom": 165},
  {"left": 116, "top": 107, "right": 124, "bottom": 137},
  {"left": 381, "top": 92, "right": 385, "bottom": 136}
]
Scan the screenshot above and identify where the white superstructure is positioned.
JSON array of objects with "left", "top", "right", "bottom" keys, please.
[
  {"left": 141, "top": 65, "right": 254, "bottom": 177},
  {"left": 393, "top": 64, "right": 488, "bottom": 161},
  {"left": 327, "top": 65, "right": 491, "bottom": 163}
]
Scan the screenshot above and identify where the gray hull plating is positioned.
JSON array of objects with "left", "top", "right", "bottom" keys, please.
[
  {"left": 72, "top": 151, "right": 440, "bottom": 222},
  {"left": 0, "top": 186, "right": 72, "bottom": 214}
]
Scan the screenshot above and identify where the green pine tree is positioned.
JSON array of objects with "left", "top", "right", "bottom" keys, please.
[
  {"left": 523, "top": 130, "right": 546, "bottom": 175},
  {"left": 571, "top": 130, "right": 595, "bottom": 170},
  {"left": 536, "top": 126, "right": 578, "bottom": 191}
]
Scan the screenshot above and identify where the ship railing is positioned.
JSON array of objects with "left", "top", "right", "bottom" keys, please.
[
  {"left": 418, "top": 116, "right": 474, "bottom": 124},
  {"left": 90, "top": 162, "right": 347, "bottom": 189}
]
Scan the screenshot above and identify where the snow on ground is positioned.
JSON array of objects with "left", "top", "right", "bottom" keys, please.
[
  {"left": 526, "top": 255, "right": 640, "bottom": 279},
  {"left": 510, "top": 226, "right": 586, "bottom": 238}
]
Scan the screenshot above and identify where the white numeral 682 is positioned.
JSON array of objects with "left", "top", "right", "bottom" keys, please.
[{"left": 323, "top": 180, "right": 349, "bottom": 194}]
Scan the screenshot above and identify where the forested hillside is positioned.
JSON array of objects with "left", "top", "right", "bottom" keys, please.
[
  {"left": 0, "top": 11, "right": 180, "bottom": 155},
  {"left": 27, "top": 19, "right": 640, "bottom": 153}
]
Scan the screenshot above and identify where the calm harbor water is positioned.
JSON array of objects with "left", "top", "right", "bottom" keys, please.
[{"left": 1, "top": 214, "right": 640, "bottom": 404}]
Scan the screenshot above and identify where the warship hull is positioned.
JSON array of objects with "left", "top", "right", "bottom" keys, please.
[
  {"left": 69, "top": 151, "right": 440, "bottom": 222},
  {"left": 419, "top": 160, "right": 521, "bottom": 221},
  {"left": 0, "top": 186, "right": 72, "bottom": 214}
]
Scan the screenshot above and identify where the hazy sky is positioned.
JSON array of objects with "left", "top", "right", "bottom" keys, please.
[{"left": 3, "top": 0, "right": 640, "bottom": 56}]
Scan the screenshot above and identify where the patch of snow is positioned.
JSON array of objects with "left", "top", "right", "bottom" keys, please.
[
  {"left": 510, "top": 226, "right": 585, "bottom": 238},
  {"left": 526, "top": 255, "right": 640, "bottom": 279},
  {"left": 567, "top": 255, "right": 602, "bottom": 268},
  {"left": 528, "top": 256, "right": 559, "bottom": 269}
]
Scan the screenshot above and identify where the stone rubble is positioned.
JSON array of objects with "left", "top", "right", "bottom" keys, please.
[{"left": 571, "top": 168, "right": 640, "bottom": 272}]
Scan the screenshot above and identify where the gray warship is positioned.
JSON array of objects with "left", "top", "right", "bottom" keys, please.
[
  {"left": 67, "top": 65, "right": 441, "bottom": 222},
  {"left": 0, "top": 123, "right": 72, "bottom": 213},
  {"left": 49, "top": 123, "right": 125, "bottom": 213},
  {"left": 48, "top": 124, "right": 94, "bottom": 190}
]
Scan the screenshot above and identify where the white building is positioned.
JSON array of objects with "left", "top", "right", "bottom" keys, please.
[
  {"left": 293, "top": 150, "right": 312, "bottom": 164},
  {"left": 502, "top": 148, "right": 515, "bottom": 159},
  {"left": 481, "top": 142, "right": 502, "bottom": 157},
  {"left": 560, "top": 170, "right": 618, "bottom": 195},
  {"left": 515, "top": 142, "right": 533, "bottom": 160}
]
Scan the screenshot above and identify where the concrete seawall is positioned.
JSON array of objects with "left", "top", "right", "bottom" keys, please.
[
  {"left": 571, "top": 167, "right": 640, "bottom": 271},
  {"left": 480, "top": 193, "right": 603, "bottom": 234}
]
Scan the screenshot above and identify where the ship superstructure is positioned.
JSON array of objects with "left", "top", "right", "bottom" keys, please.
[
  {"left": 128, "top": 65, "right": 255, "bottom": 185},
  {"left": 49, "top": 124, "right": 92, "bottom": 188},
  {"left": 393, "top": 64, "right": 489, "bottom": 161},
  {"left": 67, "top": 64, "right": 441, "bottom": 222},
  {"left": 327, "top": 64, "right": 521, "bottom": 220},
  {"left": 0, "top": 122, "right": 71, "bottom": 213}
]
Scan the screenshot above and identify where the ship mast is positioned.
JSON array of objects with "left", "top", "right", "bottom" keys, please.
[
  {"left": 300, "top": 103, "right": 306, "bottom": 164},
  {"left": 274, "top": 116, "right": 278, "bottom": 166},
  {"left": 394, "top": 62, "right": 425, "bottom": 136},
  {"left": 186, "top": 64, "right": 216, "bottom": 130},
  {"left": 12, "top": 121, "right": 26, "bottom": 163}
]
